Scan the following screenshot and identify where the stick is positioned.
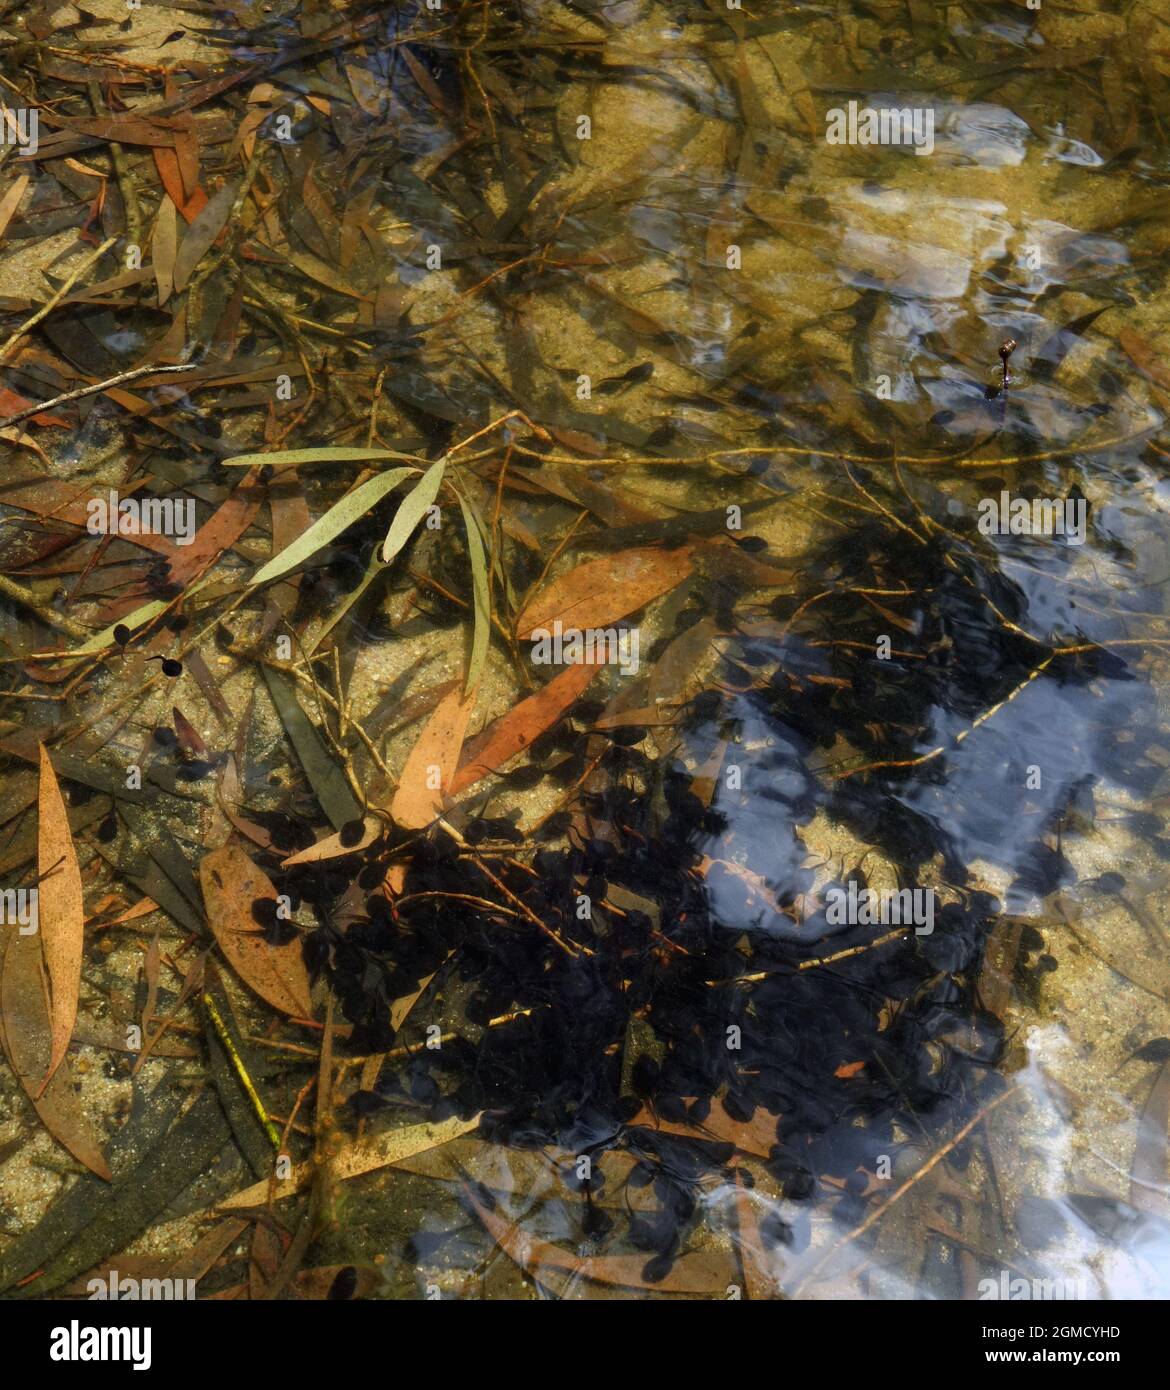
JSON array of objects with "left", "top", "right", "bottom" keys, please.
[
  {"left": 0, "top": 363, "right": 199, "bottom": 430},
  {"left": 0, "top": 236, "right": 116, "bottom": 366}
]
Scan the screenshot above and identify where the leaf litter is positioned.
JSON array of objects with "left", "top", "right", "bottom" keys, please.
[{"left": 0, "top": 0, "right": 1167, "bottom": 1306}]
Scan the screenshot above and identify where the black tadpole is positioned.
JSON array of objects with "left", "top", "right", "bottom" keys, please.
[{"left": 998, "top": 337, "right": 1018, "bottom": 392}]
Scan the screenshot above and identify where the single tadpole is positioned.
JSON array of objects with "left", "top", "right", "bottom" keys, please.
[{"left": 999, "top": 338, "right": 1018, "bottom": 392}]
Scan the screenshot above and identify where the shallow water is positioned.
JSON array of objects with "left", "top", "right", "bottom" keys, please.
[{"left": 0, "top": 0, "right": 1169, "bottom": 1303}]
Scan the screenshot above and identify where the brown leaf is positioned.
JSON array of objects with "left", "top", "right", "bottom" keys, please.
[
  {"left": 391, "top": 688, "right": 477, "bottom": 829},
  {"left": 172, "top": 182, "right": 237, "bottom": 294},
  {"left": 199, "top": 841, "right": 313, "bottom": 1017},
  {"left": 451, "top": 664, "right": 597, "bottom": 795},
  {"left": 165, "top": 467, "right": 265, "bottom": 588},
  {"left": 153, "top": 193, "right": 177, "bottom": 306},
  {"left": 37, "top": 743, "right": 84, "bottom": 1095},
  {"left": 0, "top": 931, "right": 111, "bottom": 1179},
  {"left": 515, "top": 545, "right": 694, "bottom": 640}
]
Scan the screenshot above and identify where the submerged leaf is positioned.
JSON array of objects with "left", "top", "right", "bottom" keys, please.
[
  {"left": 380, "top": 456, "right": 446, "bottom": 563},
  {"left": 200, "top": 841, "right": 313, "bottom": 1017},
  {"left": 515, "top": 545, "right": 695, "bottom": 640},
  {"left": 37, "top": 743, "right": 85, "bottom": 1095},
  {"left": 391, "top": 686, "right": 477, "bottom": 829},
  {"left": 455, "top": 488, "right": 491, "bottom": 695},
  {"left": 248, "top": 467, "right": 417, "bottom": 588}
]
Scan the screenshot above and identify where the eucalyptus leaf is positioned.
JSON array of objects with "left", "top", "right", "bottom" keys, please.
[
  {"left": 249, "top": 467, "right": 417, "bottom": 588},
  {"left": 380, "top": 457, "right": 446, "bottom": 563},
  {"left": 222, "top": 447, "right": 420, "bottom": 469},
  {"left": 455, "top": 489, "right": 491, "bottom": 694}
]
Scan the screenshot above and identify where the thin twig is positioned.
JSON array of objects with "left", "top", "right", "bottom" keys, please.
[
  {"left": 0, "top": 235, "right": 116, "bottom": 366},
  {"left": 0, "top": 363, "right": 200, "bottom": 430}
]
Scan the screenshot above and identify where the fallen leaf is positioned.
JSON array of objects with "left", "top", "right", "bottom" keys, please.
[
  {"left": 199, "top": 841, "right": 313, "bottom": 1017},
  {"left": 0, "top": 932, "right": 110, "bottom": 1179},
  {"left": 451, "top": 663, "right": 597, "bottom": 795},
  {"left": 0, "top": 388, "right": 67, "bottom": 428},
  {"left": 0, "top": 173, "right": 30, "bottom": 240},
  {"left": 281, "top": 816, "right": 382, "bottom": 866},
  {"left": 515, "top": 545, "right": 694, "bottom": 640},
  {"left": 1119, "top": 329, "right": 1170, "bottom": 393},
  {"left": 391, "top": 687, "right": 477, "bottom": 829},
  {"left": 217, "top": 1111, "right": 481, "bottom": 1209},
  {"left": 36, "top": 744, "right": 84, "bottom": 1095},
  {"left": 172, "top": 182, "right": 237, "bottom": 294},
  {"left": 153, "top": 193, "right": 177, "bottom": 305}
]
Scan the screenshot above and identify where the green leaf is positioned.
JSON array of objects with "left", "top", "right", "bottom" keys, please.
[
  {"left": 380, "top": 457, "right": 446, "bottom": 564},
  {"left": 261, "top": 667, "right": 363, "bottom": 830},
  {"left": 248, "top": 467, "right": 417, "bottom": 589},
  {"left": 455, "top": 489, "right": 491, "bottom": 695},
  {"left": 68, "top": 600, "right": 171, "bottom": 656},
  {"left": 222, "top": 447, "right": 420, "bottom": 469}
]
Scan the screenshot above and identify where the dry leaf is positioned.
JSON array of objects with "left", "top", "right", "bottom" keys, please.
[
  {"left": 451, "top": 663, "right": 598, "bottom": 795},
  {"left": 391, "top": 688, "right": 477, "bottom": 829},
  {"left": 37, "top": 743, "right": 84, "bottom": 1095},
  {"left": 0, "top": 932, "right": 111, "bottom": 1179},
  {"left": 515, "top": 545, "right": 694, "bottom": 640},
  {"left": 200, "top": 841, "right": 313, "bottom": 1017},
  {"left": 153, "top": 193, "right": 177, "bottom": 305},
  {"left": 281, "top": 815, "right": 382, "bottom": 866},
  {"left": 217, "top": 1111, "right": 481, "bottom": 1209}
]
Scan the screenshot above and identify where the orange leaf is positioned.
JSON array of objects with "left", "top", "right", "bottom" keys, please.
[
  {"left": 515, "top": 545, "right": 694, "bottom": 640},
  {"left": 391, "top": 688, "right": 477, "bottom": 829},
  {"left": 36, "top": 744, "right": 84, "bottom": 1096},
  {"left": 0, "top": 388, "right": 67, "bottom": 427},
  {"left": 200, "top": 841, "right": 313, "bottom": 1017},
  {"left": 451, "top": 663, "right": 597, "bottom": 795}
]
